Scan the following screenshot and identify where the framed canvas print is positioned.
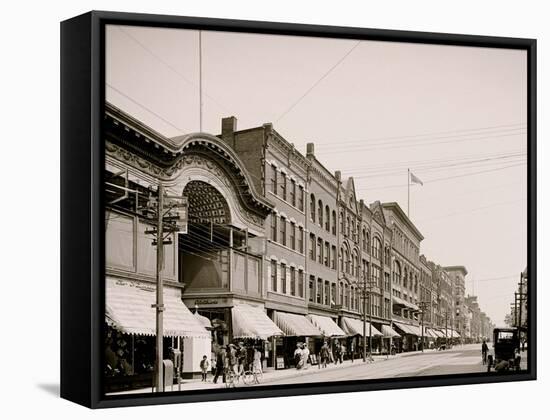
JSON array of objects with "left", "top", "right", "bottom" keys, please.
[{"left": 60, "top": 11, "right": 536, "bottom": 408}]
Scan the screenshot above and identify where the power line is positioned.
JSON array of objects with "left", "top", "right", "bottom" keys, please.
[
  {"left": 315, "top": 123, "right": 526, "bottom": 149},
  {"left": 274, "top": 40, "right": 362, "bottom": 123},
  {"left": 116, "top": 26, "right": 234, "bottom": 116},
  {"left": 106, "top": 83, "right": 189, "bottom": 134}
]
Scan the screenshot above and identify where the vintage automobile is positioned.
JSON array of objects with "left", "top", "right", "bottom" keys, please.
[{"left": 487, "top": 327, "right": 521, "bottom": 372}]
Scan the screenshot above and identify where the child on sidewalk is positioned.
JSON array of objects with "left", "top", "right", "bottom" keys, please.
[{"left": 200, "top": 355, "right": 210, "bottom": 382}]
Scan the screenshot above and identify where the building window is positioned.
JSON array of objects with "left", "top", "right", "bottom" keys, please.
[
  {"left": 271, "top": 214, "right": 277, "bottom": 242},
  {"left": 332, "top": 210, "right": 337, "bottom": 235},
  {"left": 281, "top": 263, "right": 287, "bottom": 294},
  {"left": 339, "top": 281, "right": 344, "bottom": 305},
  {"left": 324, "top": 281, "right": 330, "bottom": 306},
  {"left": 280, "top": 216, "right": 287, "bottom": 246},
  {"left": 281, "top": 175, "right": 287, "bottom": 201},
  {"left": 331, "top": 245, "right": 336, "bottom": 269},
  {"left": 340, "top": 211, "right": 344, "bottom": 234},
  {"left": 372, "top": 265, "right": 381, "bottom": 288},
  {"left": 339, "top": 248, "right": 344, "bottom": 271},
  {"left": 344, "top": 248, "right": 350, "bottom": 274},
  {"left": 290, "top": 266, "right": 296, "bottom": 296},
  {"left": 373, "top": 237, "right": 382, "bottom": 259},
  {"left": 310, "top": 194, "right": 315, "bottom": 222},
  {"left": 317, "top": 278, "right": 323, "bottom": 304},
  {"left": 350, "top": 287, "right": 355, "bottom": 310},
  {"left": 298, "top": 186, "right": 304, "bottom": 211},
  {"left": 346, "top": 216, "right": 351, "bottom": 237},
  {"left": 317, "top": 238, "right": 323, "bottom": 264},
  {"left": 309, "top": 233, "right": 316, "bottom": 260},
  {"left": 270, "top": 165, "right": 277, "bottom": 194},
  {"left": 298, "top": 270, "right": 304, "bottom": 298},
  {"left": 325, "top": 205, "right": 330, "bottom": 231},
  {"left": 318, "top": 200, "right": 323, "bottom": 227},
  {"left": 290, "top": 222, "right": 296, "bottom": 250},
  {"left": 271, "top": 260, "right": 277, "bottom": 292},
  {"left": 344, "top": 284, "right": 349, "bottom": 308},
  {"left": 384, "top": 272, "right": 391, "bottom": 292},
  {"left": 298, "top": 227, "right": 304, "bottom": 253},
  {"left": 324, "top": 242, "right": 330, "bottom": 267},
  {"left": 309, "top": 276, "right": 315, "bottom": 302},
  {"left": 290, "top": 179, "right": 296, "bottom": 207}
]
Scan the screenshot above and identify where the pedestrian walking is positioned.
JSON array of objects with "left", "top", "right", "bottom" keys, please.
[
  {"left": 237, "top": 342, "right": 247, "bottom": 375},
  {"left": 213, "top": 346, "right": 226, "bottom": 384},
  {"left": 320, "top": 341, "right": 330, "bottom": 368},
  {"left": 340, "top": 343, "right": 346, "bottom": 363},
  {"left": 481, "top": 340, "right": 489, "bottom": 365},
  {"left": 294, "top": 343, "right": 304, "bottom": 369},
  {"left": 200, "top": 355, "right": 210, "bottom": 382},
  {"left": 302, "top": 342, "right": 310, "bottom": 369},
  {"left": 228, "top": 344, "right": 238, "bottom": 375},
  {"left": 252, "top": 346, "right": 262, "bottom": 374},
  {"left": 350, "top": 341, "right": 355, "bottom": 363},
  {"left": 334, "top": 342, "right": 341, "bottom": 365}
]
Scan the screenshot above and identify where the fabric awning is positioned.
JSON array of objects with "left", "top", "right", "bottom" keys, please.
[
  {"left": 382, "top": 325, "right": 401, "bottom": 338},
  {"left": 451, "top": 330, "right": 461, "bottom": 338},
  {"left": 105, "top": 277, "right": 210, "bottom": 338},
  {"left": 274, "top": 312, "right": 322, "bottom": 337},
  {"left": 392, "top": 296, "right": 419, "bottom": 311},
  {"left": 341, "top": 317, "right": 382, "bottom": 337},
  {"left": 425, "top": 328, "right": 438, "bottom": 338},
  {"left": 394, "top": 322, "right": 421, "bottom": 336},
  {"left": 232, "top": 304, "right": 283, "bottom": 339},
  {"left": 306, "top": 314, "right": 346, "bottom": 337}
]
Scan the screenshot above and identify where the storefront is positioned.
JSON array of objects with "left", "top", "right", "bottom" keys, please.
[
  {"left": 381, "top": 324, "right": 401, "bottom": 354},
  {"left": 393, "top": 321, "right": 421, "bottom": 352},
  {"left": 341, "top": 317, "right": 383, "bottom": 357},
  {"left": 231, "top": 303, "right": 284, "bottom": 370},
  {"left": 104, "top": 276, "right": 210, "bottom": 391},
  {"left": 306, "top": 314, "right": 347, "bottom": 362},
  {"left": 273, "top": 311, "right": 323, "bottom": 368}
]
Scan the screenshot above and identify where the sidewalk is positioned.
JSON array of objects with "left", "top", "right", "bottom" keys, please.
[{"left": 107, "top": 349, "right": 434, "bottom": 395}]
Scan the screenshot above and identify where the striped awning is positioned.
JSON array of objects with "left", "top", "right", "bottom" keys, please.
[
  {"left": 232, "top": 304, "right": 283, "bottom": 339},
  {"left": 394, "top": 322, "right": 421, "bottom": 336},
  {"left": 392, "top": 296, "right": 420, "bottom": 311},
  {"left": 274, "top": 312, "right": 322, "bottom": 337},
  {"left": 306, "top": 314, "right": 346, "bottom": 337},
  {"left": 341, "top": 317, "right": 382, "bottom": 337},
  {"left": 382, "top": 325, "right": 401, "bottom": 338},
  {"left": 424, "top": 328, "right": 438, "bottom": 339},
  {"left": 105, "top": 277, "right": 210, "bottom": 338}
]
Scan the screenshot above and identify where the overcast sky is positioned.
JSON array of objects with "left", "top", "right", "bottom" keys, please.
[{"left": 106, "top": 25, "right": 527, "bottom": 326}]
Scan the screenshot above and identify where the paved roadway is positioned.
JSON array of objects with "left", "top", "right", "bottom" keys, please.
[{"left": 267, "top": 343, "right": 494, "bottom": 386}]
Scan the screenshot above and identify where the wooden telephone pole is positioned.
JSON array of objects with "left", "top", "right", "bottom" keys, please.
[{"left": 145, "top": 183, "right": 188, "bottom": 392}]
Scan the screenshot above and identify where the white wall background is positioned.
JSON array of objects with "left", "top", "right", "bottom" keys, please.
[{"left": 0, "top": 0, "right": 546, "bottom": 417}]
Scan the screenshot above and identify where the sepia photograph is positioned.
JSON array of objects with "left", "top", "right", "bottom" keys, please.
[{"left": 102, "top": 23, "right": 529, "bottom": 396}]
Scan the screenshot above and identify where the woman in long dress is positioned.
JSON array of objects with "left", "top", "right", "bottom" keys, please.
[{"left": 252, "top": 347, "right": 262, "bottom": 374}]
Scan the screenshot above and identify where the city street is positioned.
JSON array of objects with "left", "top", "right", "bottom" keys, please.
[
  {"left": 108, "top": 343, "right": 528, "bottom": 395},
  {"left": 268, "top": 343, "right": 490, "bottom": 386}
]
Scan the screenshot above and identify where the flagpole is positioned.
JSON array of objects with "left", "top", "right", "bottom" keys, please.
[{"left": 407, "top": 168, "right": 410, "bottom": 217}]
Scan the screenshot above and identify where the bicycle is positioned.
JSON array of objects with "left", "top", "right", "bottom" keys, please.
[{"left": 224, "top": 364, "right": 263, "bottom": 388}]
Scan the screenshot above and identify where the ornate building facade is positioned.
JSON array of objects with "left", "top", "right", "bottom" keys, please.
[{"left": 103, "top": 102, "right": 495, "bottom": 387}]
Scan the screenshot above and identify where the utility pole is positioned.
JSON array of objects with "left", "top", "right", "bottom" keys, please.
[
  {"left": 145, "top": 184, "right": 188, "bottom": 393},
  {"left": 154, "top": 183, "right": 165, "bottom": 392},
  {"left": 418, "top": 301, "right": 430, "bottom": 352}
]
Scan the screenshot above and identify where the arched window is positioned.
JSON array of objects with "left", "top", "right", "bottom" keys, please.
[
  {"left": 340, "top": 211, "right": 344, "bottom": 234},
  {"left": 332, "top": 210, "right": 337, "bottom": 235},
  {"left": 344, "top": 284, "right": 350, "bottom": 308},
  {"left": 339, "top": 248, "right": 344, "bottom": 271},
  {"left": 310, "top": 194, "right": 316, "bottom": 222},
  {"left": 362, "top": 228, "right": 367, "bottom": 251},
  {"left": 318, "top": 200, "right": 323, "bottom": 227},
  {"left": 351, "top": 250, "right": 356, "bottom": 277},
  {"left": 339, "top": 281, "right": 344, "bottom": 305},
  {"left": 350, "top": 286, "right": 355, "bottom": 310},
  {"left": 346, "top": 216, "right": 351, "bottom": 237},
  {"left": 344, "top": 248, "right": 350, "bottom": 274},
  {"left": 325, "top": 205, "right": 330, "bottom": 231},
  {"left": 373, "top": 237, "right": 382, "bottom": 259},
  {"left": 393, "top": 260, "right": 401, "bottom": 284}
]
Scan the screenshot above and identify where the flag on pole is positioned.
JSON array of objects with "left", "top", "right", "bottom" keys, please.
[{"left": 410, "top": 172, "right": 423, "bottom": 186}]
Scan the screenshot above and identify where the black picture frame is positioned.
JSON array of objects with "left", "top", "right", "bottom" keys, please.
[{"left": 60, "top": 10, "right": 537, "bottom": 409}]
